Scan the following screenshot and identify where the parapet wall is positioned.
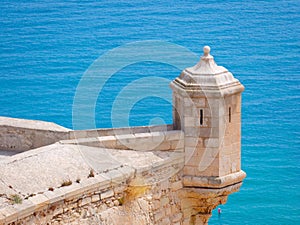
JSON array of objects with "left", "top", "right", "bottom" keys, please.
[
  {"left": 0, "top": 116, "right": 175, "bottom": 152},
  {"left": 0, "top": 141, "right": 186, "bottom": 225},
  {"left": 69, "top": 124, "right": 174, "bottom": 139},
  {"left": 1, "top": 152, "right": 239, "bottom": 225},
  {"left": 2, "top": 171, "right": 185, "bottom": 225},
  {"left": 64, "top": 129, "right": 183, "bottom": 152},
  {"left": 0, "top": 117, "right": 70, "bottom": 152}
]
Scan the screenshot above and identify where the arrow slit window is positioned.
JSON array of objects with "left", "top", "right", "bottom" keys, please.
[{"left": 200, "top": 109, "right": 203, "bottom": 125}]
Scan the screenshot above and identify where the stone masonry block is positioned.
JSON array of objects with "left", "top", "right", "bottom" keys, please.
[
  {"left": 185, "top": 155, "right": 202, "bottom": 168},
  {"left": 165, "top": 130, "right": 183, "bottom": 141},
  {"left": 132, "top": 132, "right": 151, "bottom": 139},
  {"left": 151, "top": 200, "right": 161, "bottom": 210},
  {"left": 79, "top": 197, "right": 91, "bottom": 207},
  {"left": 183, "top": 166, "right": 197, "bottom": 176},
  {"left": 154, "top": 211, "right": 164, "bottom": 222},
  {"left": 198, "top": 155, "right": 219, "bottom": 170},
  {"left": 165, "top": 206, "right": 172, "bottom": 216},
  {"left": 184, "top": 116, "right": 199, "bottom": 127},
  {"left": 184, "top": 127, "right": 199, "bottom": 137},
  {"left": 150, "top": 131, "right": 165, "bottom": 142},
  {"left": 148, "top": 125, "right": 168, "bottom": 132},
  {"left": 171, "top": 139, "right": 184, "bottom": 150},
  {"left": 193, "top": 98, "right": 206, "bottom": 107},
  {"left": 115, "top": 133, "right": 136, "bottom": 143},
  {"left": 204, "top": 147, "right": 220, "bottom": 159},
  {"left": 104, "top": 169, "right": 126, "bottom": 185},
  {"left": 184, "top": 97, "right": 194, "bottom": 107},
  {"left": 108, "top": 127, "right": 130, "bottom": 135},
  {"left": 94, "top": 174, "right": 112, "bottom": 190},
  {"left": 69, "top": 130, "right": 87, "bottom": 139},
  {"left": 131, "top": 126, "right": 150, "bottom": 133},
  {"left": 91, "top": 194, "right": 100, "bottom": 203},
  {"left": 172, "top": 212, "right": 183, "bottom": 223},
  {"left": 113, "top": 185, "right": 127, "bottom": 194},
  {"left": 160, "top": 217, "right": 171, "bottom": 225},
  {"left": 184, "top": 105, "right": 198, "bottom": 117},
  {"left": 117, "top": 165, "right": 135, "bottom": 180},
  {"left": 171, "top": 180, "right": 183, "bottom": 191},
  {"left": 0, "top": 212, "right": 5, "bottom": 224},
  {"left": 155, "top": 141, "right": 171, "bottom": 151},
  {"left": 182, "top": 219, "right": 190, "bottom": 225},
  {"left": 97, "top": 135, "right": 117, "bottom": 148},
  {"left": 204, "top": 138, "right": 220, "bottom": 148},
  {"left": 0, "top": 205, "right": 18, "bottom": 224},
  {"left": 43, "top": 188, "right": 65, "bottom": 205},
  {"left": 62, "top": 183, "right": 85, "bottom": 201},
  {"left": 78, "top": 177, "right": 103, "bottom": 194},
  {"left": 28, "top": 194, "right": 49, "bottom": 211},
  {"left": 185, "top": 147, "right": 196, "bottom": 164},
  {"left": 185, "top": 137, "right": 202, "bottom": 148},
  {"left": 101, "top": 189, "right": 114, "bottom": 199},
  {"left": 161, "top": 197, "right": 169, "bottom": 207}
]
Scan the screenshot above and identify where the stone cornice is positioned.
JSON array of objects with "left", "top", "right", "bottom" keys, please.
[{"left": 182, "top": 170, "right": 246, "bottom": 189}]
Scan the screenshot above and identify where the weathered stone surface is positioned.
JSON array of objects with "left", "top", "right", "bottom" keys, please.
[
  {"left": 0, "top": 116, "right": 70, "bottom": 152},
  {"left": 0, "top": 117, "right": 70, "bottom": 132},
  {"left": 0, "top": 205, "right": 18, "bottom": 224},
  {"left": 0, "top": 144, "right": 92, "bottom": 194},
  {"left": 101, "top": 190, "right": 114, "bottom": 200}
]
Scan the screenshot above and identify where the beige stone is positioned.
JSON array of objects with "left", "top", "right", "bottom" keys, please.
[
  {"left": 153, "top": 211, "right": 164, "bottom": 222},
  {"left": 171, "top": 181, "right": 183, "bottom": 191},
  {"left": 79, "top": 197, "right": 91, "bottom": 207},
  {"left": 171, "top": 212, "right": 183, "bottom": 223},
  {"left": 151, "top": 200, "right": 161, "bottom": 210},
  {"left": 101, "top": 190, "right": 114, "bottom": 200},
  {"left": 91, "top": 194, "right": 100, "bottom": 203},
  {"left": 0, "top": 205, "right": 18, "bottom": 224},
  {"left": 28, "top": 194, "right": 49, "bottom": 211},
  {"left": 164, "top": 130, "right": 183, "bottom": 141}
]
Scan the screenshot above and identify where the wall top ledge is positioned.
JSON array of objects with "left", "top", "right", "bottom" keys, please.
[
  {"left": 0, "top": 116, "right": 70, "bottom": 132},
  {"left": 182, "top": 170, "right": 246, "bottom": 189}
]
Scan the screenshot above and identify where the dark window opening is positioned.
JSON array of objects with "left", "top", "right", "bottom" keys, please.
[
  {"left": 200, "top": 109, "right": 203, "bottom": 125},
  {"left": 229, "top": 107, "right": 231, "bottom": 123}
]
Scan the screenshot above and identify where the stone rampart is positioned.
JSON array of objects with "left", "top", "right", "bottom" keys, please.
[
  {"left": 0, "top": 117, "right": 70, "bottom": 152},
  {"left": 68, "top": 124, "right": 173, "bottom": 138},
  {"left": 0, "top": 142, "right": 185, "bottom": 225},
  {"left": 64, "top": 129, "right": 184, "bottom": 152}
]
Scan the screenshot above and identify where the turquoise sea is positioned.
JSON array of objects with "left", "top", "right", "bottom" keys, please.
[{"left": 0, "top": 0, "right": 299, "bottom": 224}]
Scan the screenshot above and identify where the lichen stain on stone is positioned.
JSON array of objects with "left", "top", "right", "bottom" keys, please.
[{"left": 124, "top": 185, "right": 150, "bottom": 203}]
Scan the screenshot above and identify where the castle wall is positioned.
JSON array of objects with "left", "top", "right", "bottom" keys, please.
[
  {"left": 0, "top": 117, "right": 70, "bottom": 152},
  {"left": 0, "top": 144, "right": 187, "bottom": 225},
  {"left": 69, "top": 124, "right": 174, "bottom": 139},
  {"left": 0, "top": 162, "right": 240, "bottom": 225},
  {"left": 63, "top": 129, "right": 184, "bottom": 152},
  {"left": 3, "top": 173, "right": 184, "bottom": 225},
  {"left": 0, "top": 117, "right": 175, "bottom": 153}
]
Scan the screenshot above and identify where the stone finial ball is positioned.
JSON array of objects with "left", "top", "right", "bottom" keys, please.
[{"left": 203, "top": 46, "right": 211, "bottom": 54}]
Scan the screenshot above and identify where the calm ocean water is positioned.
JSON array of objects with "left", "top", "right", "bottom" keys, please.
[{"left": 0, "top": 0, "right": 299, "bottom": 224}]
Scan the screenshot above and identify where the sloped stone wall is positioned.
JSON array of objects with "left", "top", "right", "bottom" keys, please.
[
  {"left": 0, "top": 117, "right": 70, "bottom": 152},
  {"left": 1, "top": 171, "right": 184, "bottom": 225}
]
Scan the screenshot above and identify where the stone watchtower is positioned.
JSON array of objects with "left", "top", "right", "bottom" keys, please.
[{"left": 170, "top": 46, "right": 246, "bottom": 224}]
